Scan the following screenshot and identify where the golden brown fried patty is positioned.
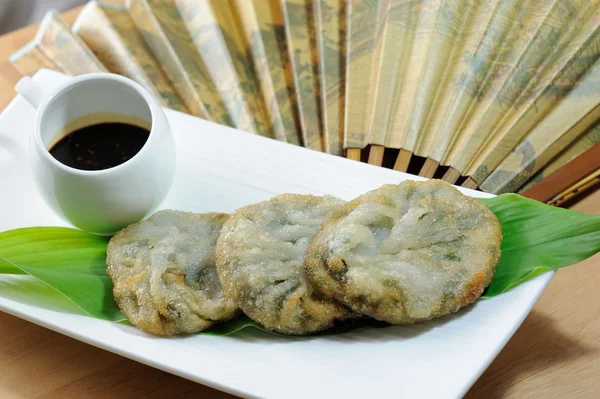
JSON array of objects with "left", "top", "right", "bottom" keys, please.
[
  {"left": 304, "top": 179, "right": 502, "bottom": 324},
  {"left": 107, "top": 210, "right": 238, "bottom": 335},
  {"left": 216, "top": 194, "right": 354, "bottom": 335}
]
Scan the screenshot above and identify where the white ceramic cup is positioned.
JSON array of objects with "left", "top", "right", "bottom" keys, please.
[{"left": 15, "top": 73, "right": 176, "bottom": 235}]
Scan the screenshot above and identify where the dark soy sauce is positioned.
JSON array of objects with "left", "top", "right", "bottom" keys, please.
[{"left": 49, "top": 122, "right": 150, "bottom": 171}]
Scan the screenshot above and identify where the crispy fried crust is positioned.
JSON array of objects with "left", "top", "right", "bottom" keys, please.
[
  {"left": 304, "top": 180, "right": 502, "bottom": 324},
  {"left": 107, "top": 210, "right": 239, "bottom": 335},
  {"left": 215, "top": 194, "right": 354, "bottom": 335}
]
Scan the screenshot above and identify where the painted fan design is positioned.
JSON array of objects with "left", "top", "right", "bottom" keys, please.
[{"left": 10, "top": 0, "right": 600, "bottom": 201}]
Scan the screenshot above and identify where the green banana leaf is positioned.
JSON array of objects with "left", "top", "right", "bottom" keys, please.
[
  {"left": 0, "top": 193, "right": 598, "bottom": 335},
  {"left": 0, "top": 227, "right": 124, "bottom": 322},
  {"left": 480, "top": 194, "right": 600, "bottom": 297}
]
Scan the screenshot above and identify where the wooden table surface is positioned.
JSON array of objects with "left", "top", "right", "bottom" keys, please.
[{"left": 0, "top": 6, "right": 599, "bottom": 399}]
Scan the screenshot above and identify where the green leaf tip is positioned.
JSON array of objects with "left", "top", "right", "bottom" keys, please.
[
  {"left": 0, "top": 227, "right": 124, "bottom": 322},
  {"left": 479, "top": 194, "right": 600, "bottom": 297}
]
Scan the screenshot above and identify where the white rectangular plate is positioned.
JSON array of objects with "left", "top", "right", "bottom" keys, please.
[{"left": 0, "top": 70, "right": 552, "bottom": 399}]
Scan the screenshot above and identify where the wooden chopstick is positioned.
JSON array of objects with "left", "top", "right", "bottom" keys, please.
[
  {"left": 520, "top": 141, "right": 600, "bottom": 204},
  {"left": 548, "top": 169, "right": 600, "bottom": 207}
]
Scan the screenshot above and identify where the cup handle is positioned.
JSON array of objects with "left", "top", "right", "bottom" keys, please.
[{"left": 15, "top": 76, "right": 46, "bottom": 109}]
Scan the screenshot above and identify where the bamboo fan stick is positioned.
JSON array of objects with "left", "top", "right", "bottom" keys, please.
[
  {"left": 344, "top": 0, "right": 387, "bottom": 160},
  {"left": 365, "top": 0, "right": 414, "bottom": 166},
  {"left": 9, "top": 44, "right": 62, "bottom": 76},
  {"left": 172, "top": 0, "right": 267, "bottom": 136},
  {"left": 232, "top": 0, "right": 301, "bottom": 145},
  {"left": 548, "top": 169, "right": 600, "bottom": 207},
  {"left": 461, "top": 177, "right": 478, "bottom": 190},
  {"left": 393, "top": 149, "right": 412, "bottom": 172},
  {"left": 444, "top": 0, "right": 588, "bottom": 180},
  {"left": 376, "top": 1, "right": 457, "bottom": 173},
  {"left": 516, "top": 128, "right": 600, "bottom": 196},
  {"left": 413, "top": 1, "right": 496, "bottom": 170},
  {"left": 439, "top": 0, "right": 542, "bottom": 175},
  {"left": 346, "top": 148, "right": 361, "bottom": 161},
  {"left": 384, "top": 0, "right": 445, "bottom": 164},
  {"left": 422, "top": 1, "right": 502, "bottom": 171},
  {"left": 26, "top": 11, "right": 107, "bottom": 75},
  {"left": 367, "top": 0, "right": 433, "bottom": 170},
  {"left": 367, "top": 145, "right": 385, "bottom": 166},
  {"left": 463, "top": 3, "right": 600, "bottom": 184},
  {"left": 386, "top": 0, "right": 468, "bottom": 173},
  {"left": 314, "top": 0, "right": 346, "bottom": 155},
  {"left": 73, "top": 2, "right": 188, "bottom": 112},
  {"left": 441, "top": 167, "right": 462, "bottom": 184},
  {"left": 127, "top": 0, "right": 224, "bottom": 121},
  {"left": 206, "top": 0, "right": 275, "bottom": 138},
  {"left": 39, "top": 12, "right": 107, "bottom": 74},
  {"left": 418, "top": 158, "right": 439, "bottom": 178},
  {"left": 520, "top": 142, "right": 600, "bottom": 204},
  {"left": 479, "top": 101, "right": 600, "bottom": 195},
  {"left": 406, "top": 0, "right": 473, "bottom": 165},
  {"left": 281, "top": 0, "right": 324, "bottom": 151},
  {"left": 362, "top": 0, "right": 391, "bottom": 167}
]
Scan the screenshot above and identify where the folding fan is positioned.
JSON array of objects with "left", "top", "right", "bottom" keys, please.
[{"left": 10, "top": 0, "right": 600, "bottom": 203}]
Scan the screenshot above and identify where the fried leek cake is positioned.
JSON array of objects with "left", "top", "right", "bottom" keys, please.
[
  {"left": 305, "top": 179, "right": 502, "bottom": 324},
  {"left": 107, "top": 210, "right": 238, "bottom": 335},
  {"left": 216, "top": 194, "right": 354, "bottom": 335}
]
